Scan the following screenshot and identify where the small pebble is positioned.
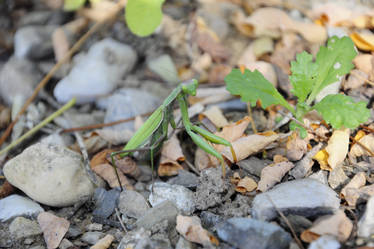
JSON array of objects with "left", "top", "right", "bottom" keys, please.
[
  {"left": 0, "top": 195, "right": 44, "bottom": 221},
  {"left": 9, "top": 217, "right": 42, "bottom": 239},
  {"left": 81, "top": 231, "right": 105, "bottom": 245}
]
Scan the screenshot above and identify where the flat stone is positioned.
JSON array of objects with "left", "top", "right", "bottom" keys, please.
[
  {"left": 308, "top": 235, "right": 341, "bottom": 249},
  {"left": 176, "top": 236, "right": 196, "bottom": 249},
  {"left": 358, "top": 195, "right": 374, "bottom": 237},
  {"left": 54, "top": 38, "right": 137, "bottom": 104},
  {"left": 0, "top": 57, "right": 42, "bottom": 106},
  {"left": 9, "top": 217, "right": 42, "bottom": 239},
  {"left": 134, "top": 200, "right": 179, "bottom": 230},
  {"left": 0, "top": 194, "right": 44, "bottom": 221},
  {"left": 4, "top": 143, "right": 100, "bottom": 207},
  {"left": 252, "top": 179, "right": 340, "bottom": 221},
  {"left": 92, "top": 187, "right": 121, "bottom": 219},
  {"left": 167, "top": 170, "right": 199, "bottom": 188},
  {"left": 80, "top": 231, "right": 105, "bottom": 245},
  {"left": 98, "top": 88, "right": 161, "bottom": 130},
  {"left": 216, "top": 217, "right": 291, "bottom": 249},
  {"left": 118, "top": 190, "right": 150, "bottom": 219},
  {"left": 237, "top": 157, "right": 271, "bottom": 178},
  {"left": 149, "top": 182, "right": 196, "bottom": 215},
  {"left": 37, "top": 212, "right": 70, "bottom": 249},
  {"left": 328, "top": 165, "right": 349, "bottom": 190},
  {"left": 14, "top": 25, "right": 55, "bottom": 59}
]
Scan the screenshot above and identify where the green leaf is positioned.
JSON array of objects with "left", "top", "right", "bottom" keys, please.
[
  {"left": 314, "top": 94, "right": 370, "bottom": 129},
  {"left": 290, "top": 51, "right": 318, "bottom": 103},
  {"left": 125, "top": 0, "right": 165, "bottom": 37},
  {"left": 64, "top": 0, "right": 86, "bottom": 11},
  {"left": 225, "top": 68, "right": 294, "bottom": 113},
  {"left": 290, "top": 121, "right": 308, "bottom": 139},
  {"left": 307, "top": 36, "right": 357, "bottom": 104}
]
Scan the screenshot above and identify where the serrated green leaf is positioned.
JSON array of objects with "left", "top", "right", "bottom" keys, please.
[
  {"left": 290, "top": 51, "right": 318, "bottom": 103},
  {"left": 64, "top": 0, "right": 86, "bottom": 11},
  {"left": 306, "top": 36, "right": 357, "bottom": 104},
  {"left": 225, "top": 68, "right": 294, "bottom": 113},
  {"left": 125, "top": 0, "right": 165, "bottom": 37},
  {"left": 314, "top": 94, "right": 370, "bottom": 129},
  {"left": 289, "top": 121, "right": 308, "bottom": 139}
]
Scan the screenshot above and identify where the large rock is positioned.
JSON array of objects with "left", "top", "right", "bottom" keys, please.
[
  {"left": 0, "top": 57, "right": 42, "bottom": 106},
  {"left": 216, "top": 217, "right": 291, "bottom": 249},
  {"left": 4, "top": 143, "right": 101, "bottom": 207},
  {"left": 54, "top": 38, "right": 137, "bottom": 104},
  {"left": 252, "top": 178, "right": 340, "bottom": 221}
]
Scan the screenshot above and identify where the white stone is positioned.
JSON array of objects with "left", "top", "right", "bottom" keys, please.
[
  {"left": 0, "top": 194, "right": 44, "bottom": 221},
  {"left": 54, "top": 38, "right": 137, "bottom": 104},
  {"left": 3, "top": 143, "right": 101, "bottom": 207},
  {"left": 358, "top": 195, "right": 374, "bottom": 237}
]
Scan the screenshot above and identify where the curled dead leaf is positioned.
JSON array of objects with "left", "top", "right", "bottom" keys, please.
[
  {"left": 301, "top": 210, "right": 352, "bottom": 242},
  {"left": 324, "top": 128, "right": 350, "bottom": 171},
  {"left": 92, "top": 163, "right": 133, "bottom": 190},
  {"left": 90, "top": 148, "right": 115, "bottom": 168},
  {"left": 235, "top": 176, "right": 257, "bottom": 193},
  {"left": 340, "top": 172, "right": 366, "bottom": 199},
  {"left": 350, "top": 134, "right": 374, "bottom": 157},
  {"left": 257, "top": 161, "right": 294, "bottom": 192},
  {"left": 286, "top": 132, "right": 308, "bottom": 161},
  {"left": 350, "top": 32, "right": 374, "bottom": 51},
  {"left": 200, "top": 106, "right": 229, "bottom": 128},
  {"left": 176, "top": 215, "right": 218, "bottom": 246},
  {"left": 158, "top": 157, "right": 183, "bottom": 177},
  {"left": 222, "top": 134, "right": 279, "bottom": 163}
]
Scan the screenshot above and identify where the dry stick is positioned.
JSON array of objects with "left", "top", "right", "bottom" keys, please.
[
  {"left": 115, "top": 208, "right": 127, "bottom": 232},
  {"left": 0, "top": 98, "right": 76, "bottom": 156},
  {"left": 266, "top": 195, "right": 305, "bottom": 249},
  {"left": 246, "top": 102, "right": 258, "bottom": 133},
  {"left": 61, "top": 111, "right": 154, "bottom": 133}
]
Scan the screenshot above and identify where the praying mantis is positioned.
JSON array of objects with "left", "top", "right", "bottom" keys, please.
[{"left": 110, "top": 79, "right": 237, "bottom": 190}]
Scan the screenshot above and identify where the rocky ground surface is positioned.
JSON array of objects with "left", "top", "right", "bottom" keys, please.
[{"left": 1, "top": 0, "right": 374, "bottom": 249}]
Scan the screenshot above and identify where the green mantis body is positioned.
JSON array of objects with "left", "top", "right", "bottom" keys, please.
[{"left": 110, "top": 80, "right": 236, "bottom": 190}]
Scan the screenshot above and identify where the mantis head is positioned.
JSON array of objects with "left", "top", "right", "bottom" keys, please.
[{"left": 182, "top": 79, "right": 198, "bottom": 96}]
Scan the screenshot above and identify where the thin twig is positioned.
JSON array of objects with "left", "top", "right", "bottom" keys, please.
[
  {"left": 184, "top": 159, "right": 200, "bottom": 176},
  {"left": 350, "top": 135, "right": 374, "bottom": 157},
  {"left": 61, "top": 111, "right": 153, "bottom": 133},
  {"left": 266, "top": 195, "right": 305, "bottom": 249},
  {"left": 246, "top": 103, "right": 258, "bottom": 133},
  {"left": 0, "top": 98, "right": 76, "bottom": 156},
  {"left": 115, "top": 208, "right": 127, "bottom": 232}
]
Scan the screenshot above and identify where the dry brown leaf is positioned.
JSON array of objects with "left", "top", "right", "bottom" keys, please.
[
  {"left": 257, "top": 161, "right": 294, "bottom": 192},
  {"left": 324, "top": 128, "right": 350, "bottom": 171},
  {"left": 0, "top": 106, "right": 10, "bottom": 129},
  {"left": 158, "top": 157, "right": 184, "bottom": 177},
  {"left": 310, "top": 3, "right": 362, "bottom": 26},
  {"left": 161, "top": 15, "right": 188, "bottom": 56},
  {"left": 235, "top": 176, "right": 257, "bottom": 193},
  {"left": 37, "top": 212, "right": 70, "bottom": 249},
  {"left": 350, "top": 32, "right": 374, "bottom": 51},
  {"left": 176, "top": 215, "right": 218, "bottom": 246},
  {"left": 340, "top": 172, "right": 366, "bottom": 199},
  {"left": 222, "top": 134, "right": 279, "bottom": 163},
  {"left": 301, "top": 210, "right": 352, "bottom": 243},
  {"left": 313, "top": 149, "right": 329, "bottom": 169},
  {"left": 194, "top": 147, "right": 214, "bottom": 171},
  {"left": 200, "top": 106, "right": 229, "bottom": 128},
  {"left": 113, "top": 157, "right": 141, "bottom": 179},
  {"left": 52, "top": 28, "right": 69, "bottom": 63},
  {"left": 90, "top": 234, "right": 114, "bottom": 249},
  {"left": 161, "top": 134, "right": 185, "bottom": 162},
  {"left": 192, "top": 16, "right": 231, "bottom": 61},
  {"left": 92, "top": 163, "right": 133, "bottom": 190},
  {"left": 353, "top": 54, "right": 374, "bottom": 77},
  {"left": 237, "top": 43, "right": 256, "bottom": 66},
  {"left": 207, "top": 64, "right": 232, "bottom": 83},
  {"left": 286, "top": 132, "right": 308, "bottom": 161},
  {"left": 344, "top": 70, "right": 368, "bottom": 90},
  {"left": 239, "top": 7, "right": 327, "bottom": 43},
  {"left": 345, "top": 183, "right": 374, "bottom": 206},
  {"left": 0, "top": 180, "right": 14, "bottom": 199},
  {"left": 252, "top": 37, "right": 274, "bottom": 58},
  {"left": 90, "top": 148, "right": 115, "bottom": 168},
  {"left": 350, "top": 134, "right": 374, "bottom": 157}
]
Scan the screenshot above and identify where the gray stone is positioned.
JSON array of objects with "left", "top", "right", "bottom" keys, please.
[
  {"left": 328, "top": 166, "right": 349, "bottom": 190},
  {"left": 149, "top": 182, "right": 196, "bottom": 215},
  {"left": 309, "top": 170, "right": 329, "bottom": 185},
  {"left": 85, "top": 223, "right": 103, "bottom": 231},
  {"left": 237, "top": 157, "right": 271, "bottom": 178},
  {"left": 200, "top": 211, "right": 224, "bottom": 232},
  {"left": 289, "top": 144, "right": 322, "bottom": 179},
  {"left": 358, "top": 195, "right": 374, "bottom": 237},
  {"left": 194, "top": 167, "right": 233, "bottom": 210},
  {"left": 308, "top": 235, "right": 341, "bottom": 249},
  {"left": 252, "top": 179, "right": 340, "bottom": 221},
  {"left": 9, "top": 217, "right": 42, "bottom": 239},
  {"left": 66, "top": 225, "right": 82, "bottom": 238},
  {"left": 93, "top": 187, "right": 121, "bottom": 219},
  {"left": 176, "top": 236, "right": 196, "bottom": 249},
  {"left": 80, "top": 231, "right": 105, "bottom": 245},
  {"left": 54, "top": 38, "right": 137, "bottom": 104},
  {"left": 118, "top": 227, "right": 172, "bottom": 249},
  {"left": 216, "top": 217, "right": 291, "bottom": 249},
  {"left": 135, "top": 201, "right": 179, "bottom": 230},
  {"left": 59, "top": 238, "right": 74, "bottom": 249},
  {"left": 99, "top": 88, "right": 161, "bottom": 130},
  {"left": 14, "top": 26, "right": 56, "bottom": 59},
  {"left": 147, "top": 54, "right": 179, "bottom": 84},
  {"left": 167, "top": 170, "right": 199, "bottom": 188},
  {"left": 118, "top": 190, "right": 150, "bottom": 219},
  {"left": 0, "top": 57, "right": 42, "bottom": 106},
  {"left": 0, "top": 195, "right": 44, "bottom": 221},
  {"left": 4, "top": 143, "right": 101, "bottom": 207}
]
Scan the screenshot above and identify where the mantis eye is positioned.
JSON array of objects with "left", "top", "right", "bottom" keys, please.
[{"left": 182, "top": 79, "right": 198, "bottom": 96}]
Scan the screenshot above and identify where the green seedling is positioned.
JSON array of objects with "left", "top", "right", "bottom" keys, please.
[
  {"left": 225, "top": 36, "right": 370, "bottom": 138},
  {"left": 110, "top": 80, "right": 237, "bottom": 190}
]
